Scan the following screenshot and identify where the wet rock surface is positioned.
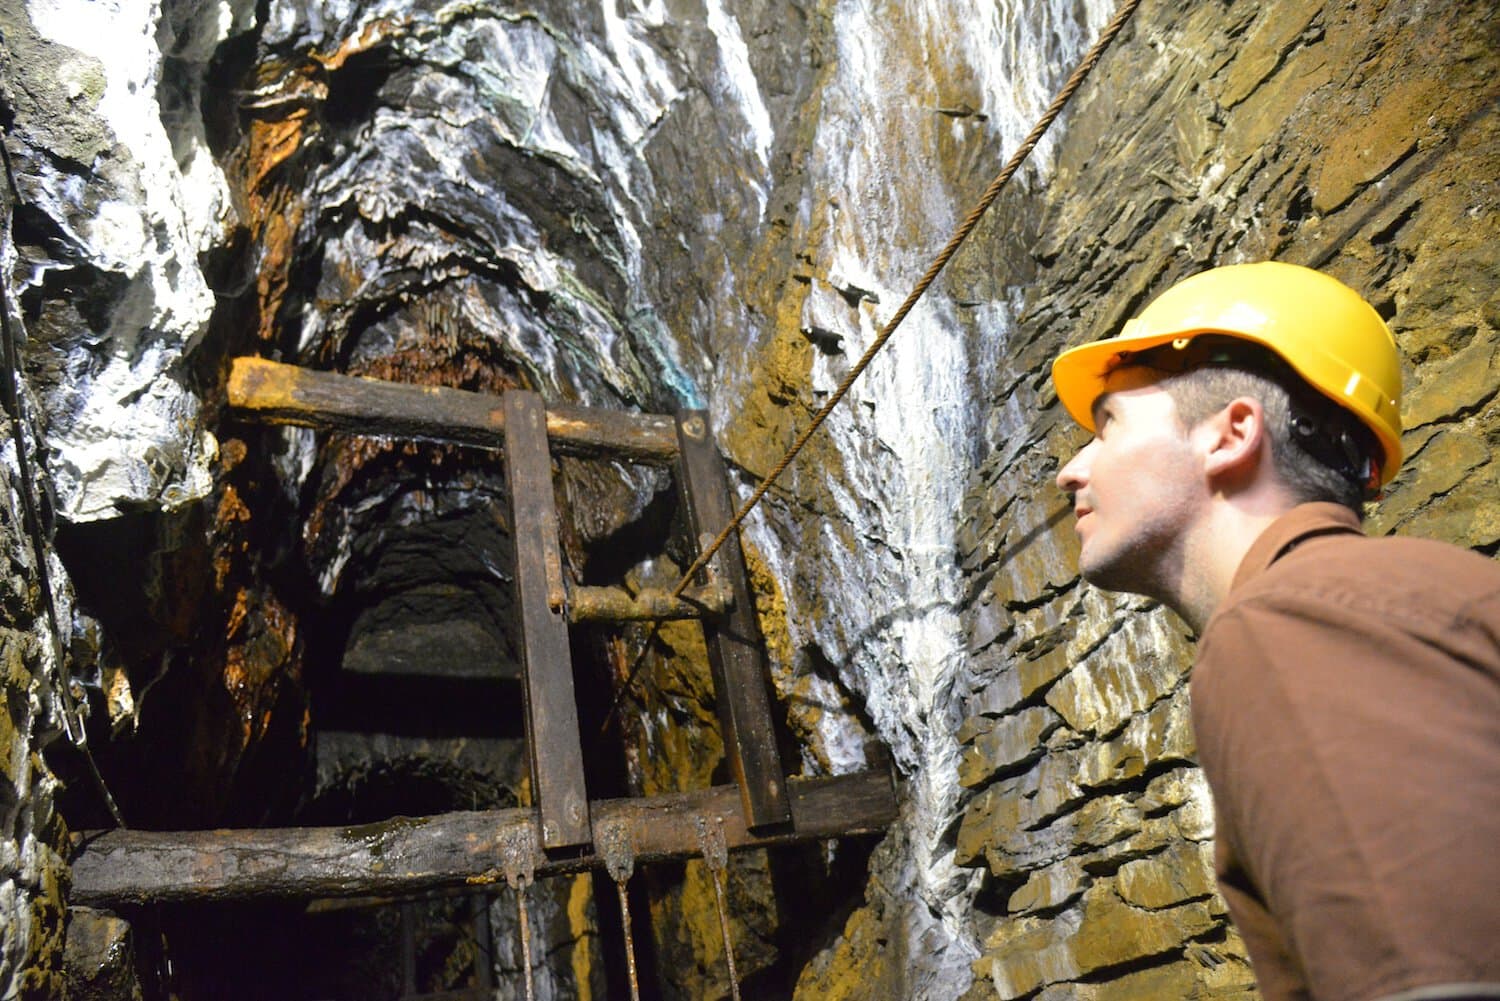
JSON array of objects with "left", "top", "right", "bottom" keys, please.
[
  {"left": 950, "top": 0, "right": 1500, "bottom": 997},
  {"left": 61, "top": 907, "right": 142, "bottom": 1001}
]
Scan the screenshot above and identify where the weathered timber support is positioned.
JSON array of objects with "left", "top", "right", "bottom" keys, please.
[
  {"left": 68, "top": 771, "right": 896, "bottom": 906},
  {"left": 567, "top": 581, "right": 733, "bottom": 622},
  {"left": 675, "top": 411, "right": 792, "bottom": 829},
  {"left": 226, "top": 357, "right": 679, "bottom": 464},
  {"left": 505, "top": 389, "right": 592, "bottom": 850}
]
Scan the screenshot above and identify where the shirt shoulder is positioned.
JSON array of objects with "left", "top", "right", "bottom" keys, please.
[{"left": 1228, "top": 530, "right": 1500, "bottom": 640}]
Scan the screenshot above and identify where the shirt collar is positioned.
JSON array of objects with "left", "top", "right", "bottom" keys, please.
[{"left": 1229, "top": 502, "right": 1365, "bottom": 593}]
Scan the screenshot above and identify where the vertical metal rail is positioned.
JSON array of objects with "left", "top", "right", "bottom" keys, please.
[
  {"left": 504, "top": 390, "right": 592, "bottom": 849},
  {"left": 675, "top": 412, "right": 791, "bottom": 829}
]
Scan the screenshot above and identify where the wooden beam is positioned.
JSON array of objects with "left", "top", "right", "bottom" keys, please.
[
  {"left": 226, "top": 357, "right": 679, "bottom": 464},
  {"left": 674, "top": 411, "right": 792, "bottom": 829},
  {"left": 68, "top": 771, "right": 897, "bottom": 906},
  {"left": 504, "top": 390, "right": 591, "bottom": 850}
]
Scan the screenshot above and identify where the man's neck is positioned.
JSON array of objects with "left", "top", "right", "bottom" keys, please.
[{"left": 1174, "top": 499, "right": 1295, "bottom": 635}]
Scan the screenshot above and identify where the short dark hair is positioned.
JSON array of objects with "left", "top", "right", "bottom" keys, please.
[{"left": 1159, "top": 365, "right": 1366, "bottom": 512}]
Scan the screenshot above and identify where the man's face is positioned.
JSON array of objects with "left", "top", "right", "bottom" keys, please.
[{"left": 1054, "top": 369, "right": 1206, "bottom": 599}]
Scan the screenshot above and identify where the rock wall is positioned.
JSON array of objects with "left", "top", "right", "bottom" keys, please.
[
  {"left": 945, "top": 0, "right": 1500, "bottom": 998},
  {"left": 0, "top": 389, "right": 70, "bottom": 1000}
]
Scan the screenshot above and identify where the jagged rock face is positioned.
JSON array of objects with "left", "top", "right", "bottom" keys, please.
[
  {"left": 0, "top": 0, "right": 1493, "bottom": 998},
  {"left": 0, "top": 433, "right": 70, "bottom": 999},
  {"left": 1, "top": 0, "right": 226, "bottom": 523},
  {"left": 945, "top": 1, "right": 1500, "bottom": 998}
]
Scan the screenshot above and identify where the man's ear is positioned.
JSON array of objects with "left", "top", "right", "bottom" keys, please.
[{"left": 1199, "top": 397, "right": 1266, "bottom": 484}]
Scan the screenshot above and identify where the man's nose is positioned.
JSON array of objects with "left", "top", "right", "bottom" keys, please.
[{"left": 1056, "top": 441, "right": 1095, "bottom": 494}]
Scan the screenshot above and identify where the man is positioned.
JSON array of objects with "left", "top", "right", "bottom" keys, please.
[{"left": 1049, "top": 261, "right": 1500, "bottom": 1001}]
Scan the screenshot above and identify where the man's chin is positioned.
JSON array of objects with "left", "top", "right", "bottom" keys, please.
[{"left": 1079, "top": 555, "right": 1145, "bottom": 597}]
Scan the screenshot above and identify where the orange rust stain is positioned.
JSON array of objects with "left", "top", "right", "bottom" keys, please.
[
  {"left": 311, "top": 16, "right": 400, "bottom": 71},
  {"left": 215, "top": 484, "right": 252, "bottom": 528},
  {"left": 253, "top": 206, "right": 305, "bottom": 343},
  {"left": 213, "top": 553, "right": 234, "bottom": 594},
  {"left": 219, "top": 437, "right": 249, "bottom": 472},
  {"left": 247, "top": 114, "right": 310, "bottom": 194},
  {"left": 226, "top": 587, "right": 250, "bottom": 640},
  {"left": 222, "top": 592, "right": 298, "bottom": 747}
]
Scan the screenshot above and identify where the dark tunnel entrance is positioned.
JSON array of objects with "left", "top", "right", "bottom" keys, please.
[{"left": 49, "top": 373, "right": 891, "bottom": 1000}]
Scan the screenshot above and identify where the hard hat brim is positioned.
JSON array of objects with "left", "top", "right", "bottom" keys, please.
[
  {"left": 1050, "top": 328, "right": 1187, "bottom": 434},
  {"left": 1051, "top": 327, "right": 1404, "bottom": 485}
]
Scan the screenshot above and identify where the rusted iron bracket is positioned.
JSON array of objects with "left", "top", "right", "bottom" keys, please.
[
  {"left": 68, "top": 771, "right": 896, "bottom": 905},
  {"left": 504, "top": 390, "right": 591, "bottom": 850},
  {"left": 675, "top": 411, "right": 792, "bottom": 829}
]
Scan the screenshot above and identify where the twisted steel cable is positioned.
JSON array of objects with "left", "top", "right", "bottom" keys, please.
[{"left": 603, "top": 0, "right": 1144, "bottom": 729}]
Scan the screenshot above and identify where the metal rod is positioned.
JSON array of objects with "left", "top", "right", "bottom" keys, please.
[
  {"left": 600, "top": 819, "right": 642, "bottom": 1001},
  {"left": 710, "top": 869, "right": 740, "bottom": 1001},
  {"left": 615, "top": 878, "right": 641, "bottom": 1001},
  {"left": 516, "top": 885, "right": 535, "bottom": 1001},
  {"left": 502, "top": 826, "right": 538, "bottom": 1001},
  {"left": 697, "top": 816, "right": 740, "bottom": 1001},
  {"left": 567, "top": 580, "right": 733, "bottom": 623}
]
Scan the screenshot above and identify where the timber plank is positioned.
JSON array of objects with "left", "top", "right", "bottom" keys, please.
[
  {"left": 674, "top": 411, "right": 792, "bottom": 829},
  {"left": 226, "top": 357, "right": 678, "bottom": 463},
  {"left": 504, "top": 390, "right": 591, "bottom": 850},
  {"left": 68, "top": 772, "right": 897, "bottom": 905}
]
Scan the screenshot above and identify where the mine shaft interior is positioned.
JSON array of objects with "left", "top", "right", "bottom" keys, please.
[{"left": 51, "top": 364, "right": 892, "bottom": 999}]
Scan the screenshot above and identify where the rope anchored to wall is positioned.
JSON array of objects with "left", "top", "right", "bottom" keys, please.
[{"left": 602, "top": 0, "right": 1144, "bottom": 730}]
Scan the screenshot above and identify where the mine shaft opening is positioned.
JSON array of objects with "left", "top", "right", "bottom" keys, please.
[{"left": 48, "top": 382, "right": 893, "bottom": 999}]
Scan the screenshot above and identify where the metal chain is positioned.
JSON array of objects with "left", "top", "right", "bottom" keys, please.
[{"left": 601, "top": 0, "right": 1143, "bottom": 731}]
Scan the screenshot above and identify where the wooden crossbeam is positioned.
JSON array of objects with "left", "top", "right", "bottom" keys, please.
[
  {"left": 227, "top": 357, "right": 679, "bottom": 464},
  {"left": 68, "top": 771, "right": 897, "bottom": 906}
]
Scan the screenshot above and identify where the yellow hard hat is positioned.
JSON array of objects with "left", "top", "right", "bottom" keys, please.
[{"left": 1050, "top": 261, "right": 1404, "bottom": 484}]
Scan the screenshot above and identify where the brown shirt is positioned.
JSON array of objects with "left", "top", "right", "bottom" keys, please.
[{"left": 1193, "top": 503, "right": 1500, "bottom": 1001}]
